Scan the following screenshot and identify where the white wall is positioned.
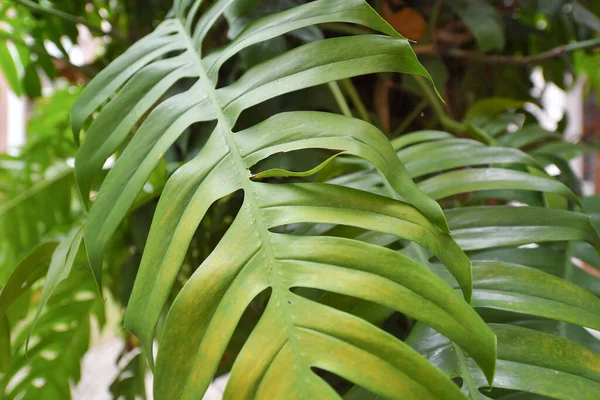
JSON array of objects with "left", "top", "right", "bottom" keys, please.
[{"left": 5, "top": 85, "right": 26, "bottom": 155}]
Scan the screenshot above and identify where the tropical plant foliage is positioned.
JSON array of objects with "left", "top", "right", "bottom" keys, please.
[
  {"left": 2, "top": 0, "right": 600, "bottom": 399},
  {"left": 69, "top": 1, "right": 501, "bottom": 397}
]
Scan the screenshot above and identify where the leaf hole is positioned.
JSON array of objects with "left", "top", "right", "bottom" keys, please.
[
  {"left": 452, "top": 377, "right": 463, "bottom": 387},
  {"left": 310, "top": 367, "right": 354, "bottom": 396},
  {"left": 215, "top": 287, "right": 271, "bottom": 375},
  {"left": 231, "top": 85, "right": 341, "bottom": 131}
]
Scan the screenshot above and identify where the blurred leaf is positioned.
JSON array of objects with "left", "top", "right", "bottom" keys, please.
[
  {"left": 0, "top": 163, "right": 74, "bottom": 272},
  {"left": 23, "top": 64, "right": 41, "bottom": 99},
  {"left": 27, "top": 226, "right": 84, "bottom": 351},
  {"left": 110, "top": 349, "right": 148, "bottom": 400},
  {"left": 571, "top": 1, "right": 600, "bottom": 33},
  {"left": 538, "top": 0, "right": 565, "bottom": 15},
  {"left": 404, "top": 57, "right": 449, "bottom": 98},
  {"left": 498, "top": 124, "right": 559, "bottom": 149},
  {"left": 447, "top": 0, "right": 506, "bottom": 52},
  {"left": 0, "top": 316, "right": 10, "bottom": 373},
  {"left": 1, "top": 270, "right": 104, "bottom": 400},
  {"left": 0, "top": 39, "right": 22, "bottom": 96},
  {"left": 0, "top": 242, "right": 58, "bottom": 317},
  {"left": 466, "top": 98, "right": 526, "bottom": 125}
]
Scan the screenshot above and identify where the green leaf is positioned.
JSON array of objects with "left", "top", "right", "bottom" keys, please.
[
  {"left": 465, "top": 98, "right": 526, "bottom": 125},
  {"left": 110, "top": 349, "right": 148, "bottom": 400},
  {"left": 79, "top": 34, "right": 445, "bottom": 288},
  {"left": 205, "top": 0, "right": 401, "bottom": 81},
  {"left": 480, "top": 112, "right": 524, "bottom": 136},
  {"left": 445, "top": 206, "right": 600, "bottom": 251},
  {"left": 0, "top": 242, "right": 58, "bottom": 320},
  {"left": 469, "top": 246, "right": 564, "bottom": 276},
  {"left": 406, "top": 146, "right": 538, "bottom": 179},
  {"left": 582, "top": 195, "right": 600, "bottom": 232},
  {"left": 408, "top": 324, "right": 600, "bottom": 400},
  {"left": 251, "top": 153, "right": 342, "bottom": 180},
  {"left": 74, "top": 1, "right": 495, "bottom": 398},
  {"left": 27, "top": 226, "right": 84, "bottom": 351},
  {"left": 533, "top": 141, "right": 586, "bottom": 160},
  {"left": 418, "top": 168, "right": 579, "bottom": 203},
  {"left": 71, "top": 21, "right": 186, "bottom": 143},
  {"left": 1, "top": 270, "right": 104, "bottom": 400},
  {"left": 446, "top": 0, "right": 506, "bottom": 52},
  {"left": 391, "top": 130, "right": 453, "bottom": 150},
  {"left": 571, "top": 1, "right": 600, "bottom": 33},
  {"left": 0, "top": 163, "right": 74, "bottom": 279},
  {"left": 23, "top": 64, "right": 41, "bottom": 98},
  {"left": 498, "top": 125, "right": 558, "bottom": 149},
  {"left": 431, "top": 261, "right": 600, "bottom": 331},
  {"left": 0, "top": 316, "right": 10, "bottom": 373},
  {"left": 0, "top": 39, "right": 22, "bottom": 96}
]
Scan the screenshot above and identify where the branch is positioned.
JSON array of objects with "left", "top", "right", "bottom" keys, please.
[
  {"left": 10, "top": 0, "right": 126, "bottom": 43},
  {"left": 414, "top": 37, "right": 600, "bottom": 65},
  {"left": 393, "top": 99, "right": 428, "bottom": 136},
  {"left": 327, "top": 81, "right": 353, "bottom": 118},
  {"left": 342, "top": 78, "right": 372, "bottom": 123}
]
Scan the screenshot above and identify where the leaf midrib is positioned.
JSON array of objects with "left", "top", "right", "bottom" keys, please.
[{"left": 177, "top": 21, "right": 308, "bottom": 397}]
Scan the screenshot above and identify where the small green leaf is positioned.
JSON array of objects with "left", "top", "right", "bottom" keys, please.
[
  {"left": 251, "top": 153, "right": 343, "bottom": 180},
  {"left": 23, "top": 64, "right": 42, "bottom": 98},
  {"left": 27, "top": 226, "right": 84, "bottom": 352},
  {"left": 0, "top": 243, "right": 58, "bottom": 320}
]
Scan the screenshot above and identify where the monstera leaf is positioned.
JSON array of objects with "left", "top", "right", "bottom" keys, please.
[
  {"left": 327, "top": 129, "right": 579, "bottom": 207},
  {"left": 407, "top": 323, "right": 600, "bottom": 400},
  {"left": 401, "top": 132, "right": 600, "bottom": 400},
  {"left": 71, "top": 0, "right": 498, "bottom": 398},
  {"left": 317, "top": 128, "right": 600, "bottom": 399}
]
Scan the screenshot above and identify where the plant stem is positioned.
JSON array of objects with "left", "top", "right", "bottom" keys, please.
[
  {"left": 427, "top": 0, "right": 443, "bottom": 44},
  {"left": 11, "top": 0, "right": 126, "bottom": 43},
  {"left": 414, "top": 37, "right": 600, "bottom": 65},
  {"left": 342, "top": 78, "right": 371, "bottom": 123},
  {"left": 412, "top": 75, "right": 495, "bottom": 145},
  {"left": 327, "top": 81, "right": 353, "bottom": 118},
  {"left": 393, "top": 99, "right": 428, "bottom": 136}
]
